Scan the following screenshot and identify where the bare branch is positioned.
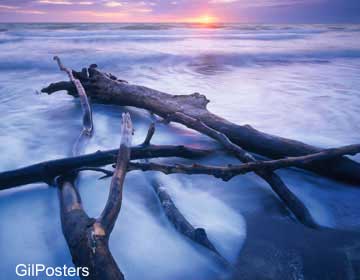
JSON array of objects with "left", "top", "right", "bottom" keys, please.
[
  {"left": 142, "top": 122, "right": 156, "bottom": 146},
  {"left": 0, "top": 144, "right": 210, "bottom": 190},
  {"left": 128, "top": 144, "right": 360, "bottom": 181},
  {"left": 98, "top": 113, "right": 133, "bottom": 234},
  {"left": 151, "top": 179, "right": 229, "bottom": 266},
  {"left": 54, "top": 56, "right": 93, "bottom": 135},
  {"left": 167, "top": 112, "right": 318, "bottom": 228},
  {"left": 54, "top": 55, "right": 96, "bottom": 216}
]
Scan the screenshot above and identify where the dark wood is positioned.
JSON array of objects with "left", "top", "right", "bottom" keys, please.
[
  {"left": 57, "top": 176, "right": 124, "bottom": 280},
  {"left": 141, "top": 124, "right": 228, "bottom": 264},
  {"left": 63, "top": 141, "right": 360, "bottom": 187},
  {"left": 98, "top": 113, "right": 132, "bottom": 234},
  {"left": 55, "top": 57, "right": 126, "bottom": 280},
  {"left": 54, "top": 56, "right": 93, "bottom": 135},
  {"left": 128, "top": 143, "right": 360, "bottom": 181},
  {"left": 0, "top": 145, "right": 211, "bottom": 190},
  {"left": 42, "top": 66, "right": 360, "bottom": 184},
  {"left": 142, "top": 122, "right": 155, "bottom": 146},
  {"left": 151, "top": 179, "right": 229, "bottom": 266},
  {"left": 168, "top": 112, "right": 318, "bottom": 228}
]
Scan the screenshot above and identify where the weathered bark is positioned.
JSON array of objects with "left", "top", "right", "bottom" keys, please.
[
  {"left": 167, "top": 112, "right": 318, "bottom": 228},
  {"left": 141, "top": 124, "right": 229, "bottom": 265},
  {"left": 0, "top": 145, "right": 210, "bottom": 190},
  {"left": 1, "top": 142, "right": 358, "bottom": 192},
  {"left": 53, "top": 141, "right": 360, "bottom": 184},
  {"left": 53, "top": 56, "right": 93, "bottom": 136},
  {"left": 128, "top": 143, "right": 360, "bottom": 181},
  {"left": 57, "top": 113, "right": 133, "bottom": 280},
  {"left": 55, "top": 57, "right": 127, "bottom": 280},
  {"left": 129, "top": 144, "right": 360, "bottom": 184},
  {"left": 98, "top": 113, "right": 132, "bottom": 234},
  {"left": 151, "top": 179, "right": 229, "bottom": 266},
  {"left": 42, "top": 66, "right": 360, "bottom": 184},
  {"left": 57, "top": 175, "right": 124, "bottom": 280}
]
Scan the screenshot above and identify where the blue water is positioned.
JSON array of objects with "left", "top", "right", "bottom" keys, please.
[{"left": 0, "top": 23, "right": 359, "bottom": 279}]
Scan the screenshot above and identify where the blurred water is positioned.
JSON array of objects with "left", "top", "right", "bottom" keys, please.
[{"left": 0, "top": 23, "right": 359, "bottom": 279}]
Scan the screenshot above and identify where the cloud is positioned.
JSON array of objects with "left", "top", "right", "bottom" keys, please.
[
  {"left": 133, "top": 8, "right": 152, "bottom": 13},
  {"left": 37, "top": 0, "right": 93, "bottom": 5},
  {"left": 104, "top": 1, "right": 123, "bottom": 7},
  {"left": 37, "top": 0, "right": 72, "bottom": 4},
  {"left": 73, "top": 10, "right": 127, "bottom": 18},
  {"left": 210, "top": 0, "right": 238, "bottom": 3},
  {"left": 16, "top": 9, "right": 47, "bottom": 14},
  {"left": 0, "top": 5, "right": 19, "bottom": 10},
  {"left": 0, "top": 4, "right": 45, "bottom": 14},
  {"left": 209, "top": 0, "right": 324, "bottom": 8},
  {"left": 0, "top": 0, "right": 359, "bottom": 23}
]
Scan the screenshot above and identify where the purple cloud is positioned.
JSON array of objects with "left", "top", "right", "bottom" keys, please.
[{"left": 0, "top": 0, "right": 359, "bottom": 22}]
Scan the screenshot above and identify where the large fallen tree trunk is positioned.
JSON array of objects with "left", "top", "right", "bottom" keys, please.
[
  {"left": 42, "top": 65, "right": 360, "bottom": 184},
  {"left": 0, "top": 145, "right": 210, "bottom": 190}
]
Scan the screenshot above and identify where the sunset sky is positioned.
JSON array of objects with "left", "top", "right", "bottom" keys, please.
[{"left": 0, "top": 0, "right": 359, "bottom": 23}]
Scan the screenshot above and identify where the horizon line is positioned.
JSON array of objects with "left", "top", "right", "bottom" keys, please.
[{"left": 1, "top": 21, "right": 360, "bottom": 24}]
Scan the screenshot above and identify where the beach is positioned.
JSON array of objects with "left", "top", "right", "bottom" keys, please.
[{"left": 0, "top": 23, "right": 360, "bottom": 279}]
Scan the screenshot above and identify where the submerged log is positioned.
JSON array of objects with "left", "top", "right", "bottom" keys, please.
[
  {"left": 152, "top": 179, "right": 229, "bottom": 266},
  {"left": 0, "top": 145, "right": 210, "bottom": 190},
  {"left": 141, "top": 124, "right": 229, "bottom": 265},
  {"left": 42, "top": 65, "right": 360, "bottom": 184}
]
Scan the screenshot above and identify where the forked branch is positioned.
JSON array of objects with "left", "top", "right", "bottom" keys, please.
[{"left": 54, "top": 57, "right": 124, "bottom": 280}]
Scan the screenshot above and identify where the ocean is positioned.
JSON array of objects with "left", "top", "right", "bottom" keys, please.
[{"left": 0, "top": 23, "right": 359, "bottom": 279}]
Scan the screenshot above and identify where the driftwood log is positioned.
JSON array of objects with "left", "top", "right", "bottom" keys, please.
[
  {"left": 1, "top": 57, "right": 360, "bottom": 280},
  {"left": 2, "top": 143, "right": 358, "bottom": 191},
  {"left": 0, "top": 145, "right": 210, "bottom": 190},
  {"left": 151, "top": 178, "right": 230, "bottom": 267},
  {"left": 128, "top": 144, "right": 360, "bottom": 181},
  {"left": 166, "top": 112, "right": 317, "bottom": 228},
  {"left": 140, "top": 124, "right": 229, "bottom": 265},
  {"left": 42, "top": 65, "right": 360, "bottom": 184},
  {"left": 57, "top": 114, "right": 132, "bottom": 280},
  {"left": 55, "top": 56, "right": 128, "bottom": 279}
]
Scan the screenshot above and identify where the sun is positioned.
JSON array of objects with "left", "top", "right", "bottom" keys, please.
[
  {"left": 183, "top": 14, "right": 218, "bottom": 25},
  {"left": 195, "top": 15, "right": 217, "bottom": 24}
]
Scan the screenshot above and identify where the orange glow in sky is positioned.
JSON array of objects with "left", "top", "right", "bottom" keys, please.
[{"left": 184, "top": 15, "right": 219, "bottom": 25}]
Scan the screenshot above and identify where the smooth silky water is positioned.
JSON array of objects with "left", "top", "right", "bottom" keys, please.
[{"left": 0, "top": 23, "right": 360, "bottom": 279}]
